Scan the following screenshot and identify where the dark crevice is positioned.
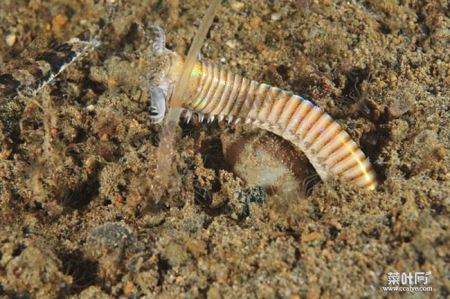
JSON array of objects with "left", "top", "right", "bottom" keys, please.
[
  {"left": 341, "top": 67, "right": 370, "bottom": 102},
  {"left": 59, "top": 178, "right": 99, "bottom": 210},
  {"left": 378, "top": 22, "right": 392, "bottom": 34},
  {"left": 276, "top": 64, "right": 289, "bottom": 81},
  {"left": 194, "top": 184, "right": 213, "bottom": 208},
  {"left": 200, "top": 136, "right": 229, "bottom": 171},
  {"left": 430, "top": 203, "right": 445, "bottom": 216},
  {"left": 360, "top": 127, "right": 389, "bottom": 184},
  {"left": 157, "top": 256, "right": 171, "bottom": 287},
  {"left": 12, "top": 244, "right": 26, "bottom": 257},
  {"left": 417, "top": 251, "right": 425, "bottom": 266},
  {"left": 59, "top": 250, "right": 98, "bottom": 294},
  {"left": 329, "top": 226, "right": 339, "bottom": 240},
  {"left": 399, "top": 164, "right": 413, "bottom": 179},
  {"left": 370, "top": 228, "right": 381, "bottom": 240},
  {"left": 0, "top": 73, "right": 21, "bottom": 96}
]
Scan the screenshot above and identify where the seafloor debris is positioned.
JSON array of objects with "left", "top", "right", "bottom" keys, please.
[{"left": 229, "top": 185, "right": 267, "bottom": 220}]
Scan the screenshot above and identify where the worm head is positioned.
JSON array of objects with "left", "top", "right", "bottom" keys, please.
[
  {"left": 147, "top": 58, "right": 174, "bottom": 124},
  {"left": 148, "top": 87, "right": 166, "bottom": 123},
  {"left": 145, "top": 24, "right": 196, "bottom": 124},
  {"left": 144, "top": 24, "right": 174, "bottom": 124}
]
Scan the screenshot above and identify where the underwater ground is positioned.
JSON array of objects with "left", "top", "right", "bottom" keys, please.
[{"left": 0, "top": 0, "right": 448, "bottom": 298}]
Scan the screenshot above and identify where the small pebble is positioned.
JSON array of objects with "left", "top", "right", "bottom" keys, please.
[
  {"left": 164, "top": 241, "right": 189, "bottom": 267},
  {"left": 207, "top": 287, "right": 222, "bottom": 299},
  {"left": 388, "top": 73, "right": 397, "bottom": 84},
  {"left": 225, "top": 39, "right": 238, "bottom": 49},
  {"left": 250, "top": 16, "right": 262, "bottom": 29},
  {"left": 271, "top": 13, "right": 282, "bottom": 21},
  {"left": 301, "top": 231, "right": 322, "bottom": 243},
  {"left": 52, "top": 14, "right": 68, "bottom": 33},
  {"left": 434, "top": 147, "right": 445, "bottom": 160},
  {"left": 388, "top": 96, "right": 412, "bottom": 118},
  {"left": 230, "top": 1, "right": 244, "bottom": 12},
  {"left": 5, "top": 33, "right": 16, "bottom": 47}
]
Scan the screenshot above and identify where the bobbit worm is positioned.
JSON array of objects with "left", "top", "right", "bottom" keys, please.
[{"left": 153, "top": 46, "right": 378, "bottom": 190}]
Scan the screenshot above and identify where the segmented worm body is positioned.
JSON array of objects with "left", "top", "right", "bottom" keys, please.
[{"left": 163, "top": 54, "right": 377, "bottom": 190}]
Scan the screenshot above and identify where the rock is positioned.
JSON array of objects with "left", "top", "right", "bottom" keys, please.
[
  {"left": 163, "top": 241, "right": 189, "bottom": 267},
  {"left": 78, "top": 286, "right": 110, "bottom": 299},
  {"left": 51, "top": 14, "right": 68, "bottom": 33},
  {"left": 387, "top": 95, "right": 413, "bottom": 119},
  {"left": 271, "top": 13, "right": 282, "bottom": 21},
  {"left": 5, "top": 33, "right": 16, "bottom": 47},
  {"left": 229, "top": 185, "right": 267, "bottom": 220},
  {"left": 1, "top": 245, "right": 71, "bottom": 298},
  {"left": 84, "top": 223, "right": 142, "bottom": 281},
  {"left": 230, "top": 1, "right": 244, "bottom": 12}
]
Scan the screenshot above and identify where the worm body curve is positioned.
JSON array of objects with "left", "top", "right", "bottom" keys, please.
[{"left": 166, "top": 57, "right": 377, "bottom": 190}]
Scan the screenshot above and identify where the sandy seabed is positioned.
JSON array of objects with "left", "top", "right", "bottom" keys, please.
[{"left": 0, "top": 0, "right": 448, "bottom": 298}]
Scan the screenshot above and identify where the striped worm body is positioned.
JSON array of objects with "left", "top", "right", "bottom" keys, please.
[{"left": 164, "top": 55, "right": 377, "bottom": 190}]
